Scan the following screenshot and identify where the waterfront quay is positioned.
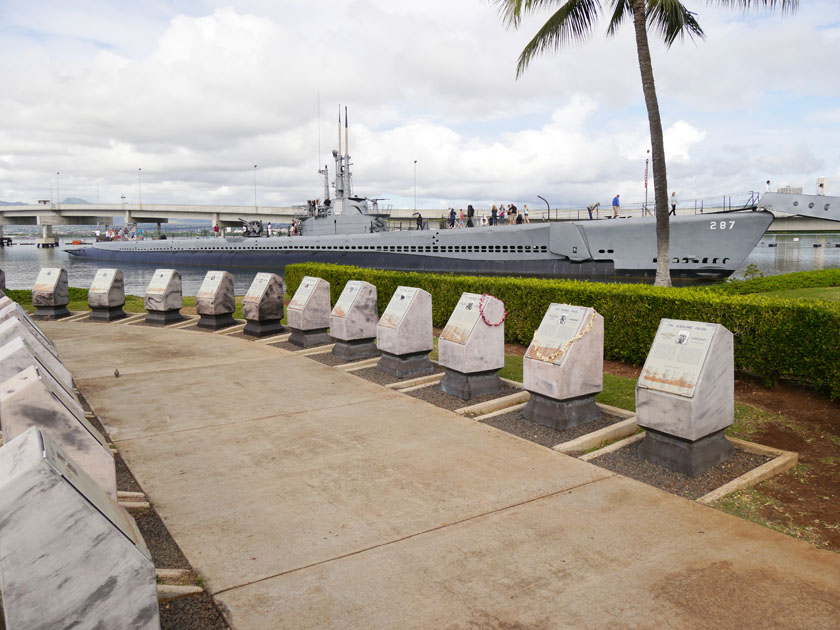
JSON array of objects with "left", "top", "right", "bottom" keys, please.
[{"left": 38, "top": 318, "right": 840, "bottom": 629}]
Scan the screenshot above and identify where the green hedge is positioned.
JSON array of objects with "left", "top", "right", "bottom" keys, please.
[{"left": 285, "top": 263, "right": 840, "bottom": 399}]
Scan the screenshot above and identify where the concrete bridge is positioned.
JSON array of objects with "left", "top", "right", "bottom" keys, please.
[{"left": 1, "top": 199, "right": 837, "bottom": 246}]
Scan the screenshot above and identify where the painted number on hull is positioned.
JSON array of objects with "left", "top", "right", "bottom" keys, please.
[{"left": 710, "top": 221, "right": 735, "bottom": 230}]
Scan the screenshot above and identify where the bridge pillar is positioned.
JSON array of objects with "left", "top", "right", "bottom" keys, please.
[
  {"left": 157, "top": 222, "right": 162, "bottom": 239},
  {"left": 36, "top": 224, "right": 59, "bottom": 249}
]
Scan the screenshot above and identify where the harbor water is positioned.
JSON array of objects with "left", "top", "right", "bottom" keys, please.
[{"left": 1, "top": 233, "right": 839, "bottom": 295}]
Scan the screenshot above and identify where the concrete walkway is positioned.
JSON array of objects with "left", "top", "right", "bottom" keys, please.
[{"left": 42, "top": 321, "right": 840, "bottom": 629}]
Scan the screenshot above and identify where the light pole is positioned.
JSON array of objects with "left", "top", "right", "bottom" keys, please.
[
  {"left": 253, "top": 164, "right": 258, "bottom": 208},
  {"left": 413, "top": 160, "right": 417, "bottom": 211},
  {"left": 56, "top": 172, "right": 60, "bottom": 205},
  {"left": 138, "top": 168, "right": 142, "bottom": 205},
  {"left": 644, "top": 150, "right": 650, "bottom": 216}
]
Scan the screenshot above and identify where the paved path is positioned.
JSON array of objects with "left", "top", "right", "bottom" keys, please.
[{"left": 42, "top": 321, "right": 840, "bottom": 629}]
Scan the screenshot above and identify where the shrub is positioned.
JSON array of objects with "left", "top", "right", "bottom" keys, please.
[{"left": 286, "top": 263, "right": 840, "bottom": 399}]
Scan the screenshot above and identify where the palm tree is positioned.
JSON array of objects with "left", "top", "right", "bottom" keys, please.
[{"left": 494, "top": 0, "right": 798, "bottom": 287}]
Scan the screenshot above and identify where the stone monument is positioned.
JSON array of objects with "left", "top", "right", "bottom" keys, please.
[
  {"left": 0, "top": 298, "right": 59, "bottom": 357},
  {"left": 286, "top": 275, "right": 331, "bottom": 347},
  {"left": 0, "top": 315, "right": 61, "bottom": 366},
  {"left": 242, "top": 272, "right": 285, "bottom": 337},
  {"left": 88, "top": 268, "right": 126, "bottom": 321},
  {"left": 0, "top": 428, "right": 159, "bottom": 629},
  {"left": 0, "top": 365, "right": 117, "bottom": 499},
  {"left": 376, "top": 286, "right": 434, "bottom": 378},
  {"left": 330, "top": 280, "right": 378, "bottom": 361},
  {"left": 196, "top": 270, "right": 236, "bottom": 330},
  {"left": 0, "top": 330, "right": 75, "bottom": 395},
  {"left": 31, "top": 267, "right": 70, "bottom": 320},
  {"left": 522, "top": 304, "right": 604, "bottom": 429},
  {"left": 144, "top": 268, "right": 183, "bottom": 325},
  {"left": 635, "top": 318, "right": 735, "bottom": 476},
  {"left": 438, "top": 292, "right": 506, "bottom": 399}
]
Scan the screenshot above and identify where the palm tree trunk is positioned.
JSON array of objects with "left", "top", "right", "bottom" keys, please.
[{"left": 631, "top": 0, "right": 671, "bottom": 287}]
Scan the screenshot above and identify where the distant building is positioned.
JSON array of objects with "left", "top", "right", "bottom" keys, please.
[{"left": 777, "top": 185, "right": 803, "bottom": 194}]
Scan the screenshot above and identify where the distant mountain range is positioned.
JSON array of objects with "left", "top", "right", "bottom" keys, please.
[{"left": 0, "top": 198, "right": 91, "bottom": 205}]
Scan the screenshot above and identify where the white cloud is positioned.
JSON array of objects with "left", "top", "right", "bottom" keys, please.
[{"left": 0, "top": 1, "right": 837, "bottom": 211}]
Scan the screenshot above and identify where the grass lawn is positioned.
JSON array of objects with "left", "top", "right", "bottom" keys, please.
[{"left": 760, "top": 286, "right": 840, "bottom": 302}]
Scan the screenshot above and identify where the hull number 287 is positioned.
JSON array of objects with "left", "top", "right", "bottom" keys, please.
[{"left": 710, "top": 220, "right": 736, "bottom": 230}]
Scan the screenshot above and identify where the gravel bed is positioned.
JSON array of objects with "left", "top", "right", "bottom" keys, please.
[
  {"left": 130, "top": 319, "right": 192, "bottom": 329},
  {"left": 481, "top": 411, "right": 626, "bottom": 448},
  {"left": 406, "top": 383, "right": 519, "bottom": 411},
  {"left": 134, "top": 510, "right": 191, "bottom": 569},
  {"left": 160, "top": 592, "right": 229, "bottom": 630},
  {"left": 351, "top": 365, "right": 444, "bottom": 386},
  {"left": 307, "top": 351, "right": 366, "bottom": 366},
  {"left": 269, "top": 340, "right": 330, "bottom": 352},
  {"left": 590, "top": 443, "right": 773, "bottom": 500},
  {"left": 115, "top": 452, "right": 143, "bottom": 493}
]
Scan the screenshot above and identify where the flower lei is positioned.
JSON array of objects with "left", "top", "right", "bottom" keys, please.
[
  {"left": 478, "top": 293, "right": 507, "bottom": 327},
  {"left": 531, "top": 311, "right": 596, "bottom": 362}
]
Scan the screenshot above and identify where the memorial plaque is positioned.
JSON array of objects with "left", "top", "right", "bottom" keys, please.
[
  {"left": 332, "top": 281, "right": 363, "bottom": 318},
  {"left": 0, "top": 327, "right": 74, "bottom": 393},
  {"left": 526, "top": 304, "right": 591, "bottom": 365},
  {"left": 31, "top": 267, "right": 70, "bottom": 319},
  {"left": 288, "top": 276, "right": 319, "bottom": 310},
  {"left": 0, "top": 301, "right": 59, "bottom": 357},
  {"left": 88, "top": 269, "right": 126, "bottom": 321},
  {"left": 0, "top": 316, "right": 61, "bottom": 364},
  {"left": 243, "top": 273, "right": 284, "bottom": 337},
  {"left": 244, "top": 273, "right": 273, "bottom": 302},
  {"left": 636, "top": 318, "right": 735, "bottom": 475},
  {"left": 376, "top": 287, "right": 434, "bottom": 377},
  {"left": 90, "top": 269, "right": 116, "bottom": 294},
  {"left": 147, "top": 269, "right": 175, "bottom": 294},
  {"left": 330, "top": 281, "right": 378, "bottom": 359},
  {"left": 379, "top": 286, "right": 418, "bottom": 329},
  {"left": 1, "top": 365, "right": 116, "bottom": 498},
  {"left": 32, "top": 267, "right": 69, "bottom": 304},
  {"left": 0, "top": 428, "right": 158, "bottom": 629},
  {"left": 439, "top": 292, "right": 482, "bottom": 344},
  {"left": 144, "top": 268, "right": 183, "bottom": 324},
  {"left": 438, "top": 292, "right": 505, "bottom": 399},
  {"left": 638, "top": 319, "right": 715, "bottom": 398},
  {"left": 522, "top": 304, "right": 604, "bottom": 429},
  {"left": 286, "top": 276, "right": 331, "bottom": 347},
  {"left": 196, "top": 270, "right": 235, "bottom": 329}
]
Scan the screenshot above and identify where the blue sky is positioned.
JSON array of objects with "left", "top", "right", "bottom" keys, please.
[{"left": 0, "top": 0, "right": 837, "bottom": 211}]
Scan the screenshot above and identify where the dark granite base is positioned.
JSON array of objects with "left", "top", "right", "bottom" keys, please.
[
  {"left": 439, "top": 368, "right": 503, "bottom": 401},
  {"left": 145, "top": 309, "right": 184, "bottom": 326},
  {"left": 197, "top": 312, "right": 237, "bottom": 330},
  {"left": 331, "top": 338, "right": 379, "bottom": 361},
  {"left": 243, "top": 319, "right": 285, "bottom": 338},
  {"left": 32, "top": 305, "right": 71, "bottom": 320},
  {"left": 636, "top": 427, "right": 734, "bottom": 477},
  {"left": 522, "top": 392, "right": 600, "bottom": 431},
  {"left": 88, "top": 305, "right": 126, "bottom": 322},
  {"left": 288, "top": 327, "right": 331, "bottom": 348},
  {"left": 377, "top": 351, "right": 434, "bottom": 379}
]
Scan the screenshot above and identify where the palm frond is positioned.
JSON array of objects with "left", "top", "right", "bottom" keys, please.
[
  {"left": 646, "top": 0, "right": 705, "bottom": 47},
  {"left": 707, "top": 0, "right": 799, "bottom": 13},
  {"left": 514, "top": 0, "right": 604, "bottom": 77},
  {"left": 606, "top": 0, "right": 631, "bottom": 37}
]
